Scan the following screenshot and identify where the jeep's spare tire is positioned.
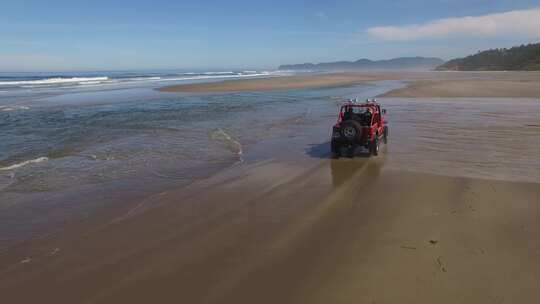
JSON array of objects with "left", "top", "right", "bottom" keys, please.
[{"left": 340, "top": 120, "right": 363, "bottom": 141}]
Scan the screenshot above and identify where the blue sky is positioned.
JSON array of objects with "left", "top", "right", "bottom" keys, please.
[{"left": 2, "top": 0, "right": 540, "bottom": 71}]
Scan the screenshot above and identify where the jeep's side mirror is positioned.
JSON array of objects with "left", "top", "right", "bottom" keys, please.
[{"left": 382, "top": 109, "right": 387, "bottom": 114}]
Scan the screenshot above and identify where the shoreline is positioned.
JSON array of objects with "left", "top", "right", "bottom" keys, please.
[
  {"left": 157, "top": 73, "right": 395, "bottom": 92},
  {"left": 158, "top": 71, "right": 540, "bottom": 98},
  {"left": 379, "top": 78, "right": 540, "bottom": 98}
]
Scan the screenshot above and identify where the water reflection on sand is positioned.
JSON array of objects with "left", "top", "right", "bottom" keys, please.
[{"left": 381, "top": 98, "right": 540, "bottom": 183}]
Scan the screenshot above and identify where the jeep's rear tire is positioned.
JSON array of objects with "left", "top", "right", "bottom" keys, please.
[
  {"left": 340, "top": 120, "right": 363, "bottom": 142},
  {"left": 347, "top": 146, "right": 355, "bottom": 158},
  {"left": 383, "top": 126, "right": 388, "bottom": 144},
  {"left": 370, "top": 136, "right": 380, "bottom": 156},
  {"left": 331, "top": 142, "right": 340, "bottom": 158}
]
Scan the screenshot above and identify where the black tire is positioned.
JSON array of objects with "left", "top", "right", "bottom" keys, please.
[
  {"left": 370, "top": 136, "right": 380, "bottom": 156},
  {"left": 347, "top": 146, "right": 355, "bottom": 158},
  {"left": 340, "top": 120, "right": 363, "bottom": 142},
  {"left": 331, "top": 140, "right": 340, "bottom": 158},
  {"left": 383, "top": 126, "right": 388, "bottom": 144}
]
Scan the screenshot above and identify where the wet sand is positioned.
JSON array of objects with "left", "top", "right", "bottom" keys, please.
[
  {"left": 159, "top": 71, "right": 540, "bottom": 98},
  {"left": 158, "top": 73, "right": 393, "bottom": 92},
  {"left": 381, "top": 78, "right": 540, "bottom": 98},
  {"left": 1, "top": 157, "right": 540, "bottom": 303}
]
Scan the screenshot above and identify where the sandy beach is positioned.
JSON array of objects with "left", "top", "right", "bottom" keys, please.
[
  {"left": 158, "top": 73, "right": 392, "bottom": 92},
  {"left": 159, "top": 71, "right": 540, "bottom": 98},
  {"left": 380, "top": 77, "right": 540, "bottom": 98},
  {"left": 2, "top": 72, "right": 540, "bottom": 303},
  {"left": 1, "top": 157, "right": 540, "bottom": 304}
]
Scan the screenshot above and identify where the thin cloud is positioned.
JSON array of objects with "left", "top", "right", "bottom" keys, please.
[{"left": 366, "top": 8, "right": 540, "bottom": 41}]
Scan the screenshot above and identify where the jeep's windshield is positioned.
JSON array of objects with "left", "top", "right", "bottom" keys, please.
[
  {"left": 342, "top": 106, "right": 372, "bottom": 125},
  {"left": 342, "top": 106, "right": 369, "bottom": 114}
]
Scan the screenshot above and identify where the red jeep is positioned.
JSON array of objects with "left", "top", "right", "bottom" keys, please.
[{"left": 331, "top": 99, "right": 388, "bottom": 157}]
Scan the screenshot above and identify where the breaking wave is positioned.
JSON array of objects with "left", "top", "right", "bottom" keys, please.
[
  {"left": 0, "top": 70, "right": 278, "bottom": 91},
  {"left": 155, "top": 71, "right": 271, "bottom": 83},
  {"left": 0, "top": 106, "right": 30, "bottom": 112},
  {"left": 0, "top": 77, "right": 109, "bottom": 86},
  {"left": 0, "top": 157, "right": 49, "bottom": 171}
]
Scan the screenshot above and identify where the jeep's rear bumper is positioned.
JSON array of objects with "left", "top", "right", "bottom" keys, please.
[{"left": 331, "top": 137, "right": 370, "bottom": 151}]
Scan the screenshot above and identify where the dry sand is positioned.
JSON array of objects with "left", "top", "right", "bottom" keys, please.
[
  {"left": 159, "top": 71, "right": 540, "bottom": 98},
  {"left": 1, "top": 158, "right": 540, "bottom": 304}
]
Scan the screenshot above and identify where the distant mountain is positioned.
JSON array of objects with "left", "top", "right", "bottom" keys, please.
[
  {"left": 279, "top": 57, "right": 445, "bottom": 71},
  {"left": 437, "top": 43, "right": 540, "bottom": 71}
]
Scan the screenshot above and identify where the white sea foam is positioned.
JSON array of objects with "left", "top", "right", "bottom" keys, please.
[
  {"left": 0, "top": 77, "right": 109, "bottom": 86},
  {"left": 141, "top": 77, "right": 162, "bottom": 81},
  {"left": 157, "top": 72, "right": 272, "bottom": 83},
  {"left": 0, "top": 105, "right": 30, "bottom": 112},
  {"left": 82, "top": 81, "right": 106, "bottom": 85},
  {"left": 123, "top": 76, "right": 162, "bottom": 83},
  {"left": 73, "top": 77, "right": 162, "bottom": 87},
  {"left": 0, "top": 157, "right": 49, "bottom": 171},
  {"left": 182, "top": 71, "right": 234, "bottom": 76},
  {"left": 0, "top": 71, "right": 277, "bottom": 91},
  {"left": 211, "top": 129, "right": 243, "bottom": 159},
  {"left": 202, "top": 71, "right": 234, "bottom": 75}
]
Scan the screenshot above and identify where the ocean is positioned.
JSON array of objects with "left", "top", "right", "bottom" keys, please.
[{"left": 0, "top": 70, "right": 278, "bottom": 89}]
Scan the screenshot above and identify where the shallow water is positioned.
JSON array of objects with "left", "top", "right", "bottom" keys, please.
[
  {"left": 0, "top": 80, "right": 400, "bottom": 247},
  {"left": 382, "top": 98, "right": 540, "bottom": 183}
]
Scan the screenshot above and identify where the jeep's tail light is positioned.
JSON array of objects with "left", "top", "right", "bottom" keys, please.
[{"left": 363, "top": 127, "right": 371, "bottom": 138}]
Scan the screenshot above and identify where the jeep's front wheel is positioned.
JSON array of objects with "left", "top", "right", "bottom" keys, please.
[{"left": 383, "top": 126, "right": 388, "bottom": 144}]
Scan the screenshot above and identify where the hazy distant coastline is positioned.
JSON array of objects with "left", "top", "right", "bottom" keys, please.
[{"left": 279, "top": 57, "right": 444, "bottom": 71}]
